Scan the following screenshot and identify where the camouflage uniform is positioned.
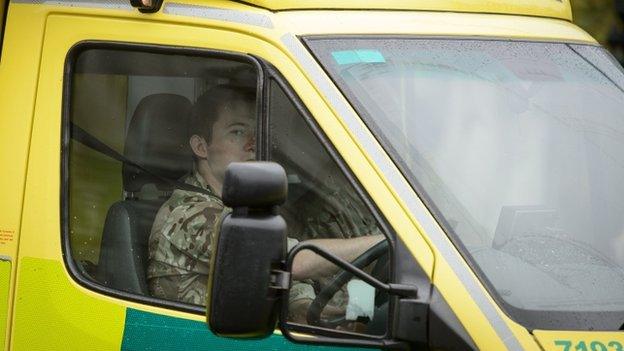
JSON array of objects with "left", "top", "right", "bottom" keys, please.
[
  {"left": 147, "top": 171, "right": 309, "bottom": 306},
  {"left": 284, "top": 186, "right": 381, "bottom": 241},
  {"left": 148, "top": 170, "right": 381, "bottom": 312},
  {"left": 283, "top": 184, "right": 382, "bottom": 315},
  {"left": 147, "top": 171, "right": 224, "bottom": 305}
]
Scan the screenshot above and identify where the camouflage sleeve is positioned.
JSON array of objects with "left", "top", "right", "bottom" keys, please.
[
  {"left": 289, "top": 281, "right": 316, "bottom": 304},
  {"left": 164, "top": 198, "right": 225, "bottom": 269},
  {"left": 149, "top": 274, "right": 207, "bottom": 306},
  {"left": 286, "top": 187, "right": 381, "bottom": 241},
  {"left": 286, "top": 239, "right": 315, "bottom": 304}
]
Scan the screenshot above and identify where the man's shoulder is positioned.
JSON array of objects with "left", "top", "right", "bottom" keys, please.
[
  {"left": 153, "top": 188, "right": 223, "bottom": 229},
  {"left": 168, "top": 189, "right": 222, "bottom": 210},
  {"left": 151, "top": 175, "right": 224, "bottom": 235},
  {"left": 164, "top": 172, "right": 223, "bottom": 210}
]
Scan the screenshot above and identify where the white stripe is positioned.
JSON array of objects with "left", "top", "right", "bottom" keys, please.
[{"left": 164, "top": 3, "right": 273, "bottom": 29}]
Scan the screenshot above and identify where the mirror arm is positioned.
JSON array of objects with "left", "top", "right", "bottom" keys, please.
[
  {"left": 280, "top": 324, "right": 411, "bottom": 350},
  {"left": 269, "top": 269, "right": 291, "bottom": 291},
  {"left": 286, "top": 243, "right": 418, "bottom": 298},
  {"left": 387, "top": 283, "right": 419, "bottom": 298}
]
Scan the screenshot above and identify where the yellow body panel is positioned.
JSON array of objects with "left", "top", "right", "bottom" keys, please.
[
  {"left": 0, "top": 4, "right": 48, "bottom": 348},
  {"left": 12, "top": 258, "right": 125, "bottom": 350},
  {"left": 0, "top": 0, "right": 619, "bottom": 349},
  {"left": 244, "top": 0, "right": 573, "bottom": 22}
]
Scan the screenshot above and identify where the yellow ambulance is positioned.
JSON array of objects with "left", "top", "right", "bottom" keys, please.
[{"left": 0, "top": 0, "right": 623, "bottom": 349}]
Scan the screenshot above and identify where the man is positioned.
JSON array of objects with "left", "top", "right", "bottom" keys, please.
[{"left": 147, "top": 85, "right": 383, "bottom": 307}]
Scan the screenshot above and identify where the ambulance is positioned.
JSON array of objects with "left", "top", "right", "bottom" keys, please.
[{"left": 0, "top": 0, "right": 623, "bottom": 349}]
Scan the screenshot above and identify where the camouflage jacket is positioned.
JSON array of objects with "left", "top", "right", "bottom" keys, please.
[
  {"left": 147, "top": 171, "right": 306, "bottom": 305},
  {"left": 146, "top": 172, "right": 224, "bottom": 304},
  {"left": 147, "top": 170, "right": 380, "bottom": 308},
  {"left": 148, "top": 171, "right": 223, "bottom": 279}
]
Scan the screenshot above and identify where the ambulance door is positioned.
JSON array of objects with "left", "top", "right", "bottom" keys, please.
[{"left": 11, "top": 9, "right": 306, "bottom": 350}]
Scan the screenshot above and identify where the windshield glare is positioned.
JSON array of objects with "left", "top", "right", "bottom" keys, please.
[{"left": 307, "top": 38, "right": 624, "bottom": 330}]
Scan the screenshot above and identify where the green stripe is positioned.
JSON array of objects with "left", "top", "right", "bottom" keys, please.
[{"left": 122, "top": 308, "right": 369, "bottom": 350}]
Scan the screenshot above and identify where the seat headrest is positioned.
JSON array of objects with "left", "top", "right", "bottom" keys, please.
[{"left": 123, "top": 93, "right": 193, "bottom": 193}]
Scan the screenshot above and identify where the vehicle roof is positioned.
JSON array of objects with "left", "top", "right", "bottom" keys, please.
[
  {"left": 272, "top": 10, "right": 594, "bottom": 44},
  {"left": 242, "top": 0, "right": 573, "bottom": 22}
]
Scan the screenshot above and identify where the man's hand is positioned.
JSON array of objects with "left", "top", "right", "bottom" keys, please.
[{"left": 291, "top": 235, "right": 385, "bottom": 281}]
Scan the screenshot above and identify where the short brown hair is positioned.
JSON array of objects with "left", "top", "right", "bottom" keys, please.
[{"left": 190, "top": 84, "right": 256, "bottom": 144}]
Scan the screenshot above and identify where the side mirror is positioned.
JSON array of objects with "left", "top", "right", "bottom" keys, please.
[
  {"left": 205, "top": 162, "right": 428, "bottom": 349},
  {"left": 129, "top": 0, "right": 164, "bottom": 13},
  {"left": 206, "top": 162, "right": 288, "bottom": 338}
]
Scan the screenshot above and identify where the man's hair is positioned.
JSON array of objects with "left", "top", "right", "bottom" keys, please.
[{"left": 190, "top": 84, "right": 256, "bottom": 144}]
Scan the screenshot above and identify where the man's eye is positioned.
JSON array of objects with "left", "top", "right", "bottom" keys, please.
[{"left": 231, "top": 129, "right": 245, "bottom": 136}]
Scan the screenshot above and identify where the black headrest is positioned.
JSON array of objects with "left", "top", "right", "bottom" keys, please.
[{"left": 123, "top": 93, "right": 193, "bottom": 193}]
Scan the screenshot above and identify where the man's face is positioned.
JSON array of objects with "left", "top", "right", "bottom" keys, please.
[{"left": 203, "top": 101, "right": 256, "bottom": 184}]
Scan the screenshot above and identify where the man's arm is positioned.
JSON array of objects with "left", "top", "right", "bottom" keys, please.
[{"left": 291, "top": 235, "right": 385, "bottom": 281}]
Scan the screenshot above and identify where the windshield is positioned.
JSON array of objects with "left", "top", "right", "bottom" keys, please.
[{"left": 307, "top": 38, "right": 624, "bottom": 331}]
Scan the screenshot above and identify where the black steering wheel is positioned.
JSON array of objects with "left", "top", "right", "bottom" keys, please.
[{"left": 306, "top": 240, "right": 389, "bottom": 329}]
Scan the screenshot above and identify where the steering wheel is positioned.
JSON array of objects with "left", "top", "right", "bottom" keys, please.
[{"left": 306, "top": 239, "right": 389, "bottom": 329}]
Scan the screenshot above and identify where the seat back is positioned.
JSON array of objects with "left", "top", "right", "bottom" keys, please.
[
  {"left": 97, "top": 200, "right": 162, "bottom": 294},
  {"left": 97, "top": 93, "right": 192, "bottom": 295}
]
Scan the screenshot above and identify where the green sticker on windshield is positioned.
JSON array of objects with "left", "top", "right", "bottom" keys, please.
[{"left": 332, "top": 50, "right": 385, "bottom": 65}]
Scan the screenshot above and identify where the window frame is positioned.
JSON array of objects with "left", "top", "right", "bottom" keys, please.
[{"left": 61, "top": 41, "right": 264, "bottom": 314}]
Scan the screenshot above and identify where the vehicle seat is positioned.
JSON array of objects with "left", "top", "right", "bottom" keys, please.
[{"left": 97, "top": 93, "right": 192, "bottom": 295}]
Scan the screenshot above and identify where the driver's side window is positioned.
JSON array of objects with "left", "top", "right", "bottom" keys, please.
[{"left": 268, "top": 78, "right": 389, "bottom": 335}]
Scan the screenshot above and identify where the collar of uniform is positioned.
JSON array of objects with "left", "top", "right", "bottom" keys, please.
[{"left": 187, "top": 170, "right": 218, "bottom": 197}]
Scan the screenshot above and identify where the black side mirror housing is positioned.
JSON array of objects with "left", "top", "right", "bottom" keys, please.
[
  {"left": 206, "top": 162, "right": 288, "bottom": 338},
  {"left": 129, "top": 0, "right": 164, "bottom": 13}
]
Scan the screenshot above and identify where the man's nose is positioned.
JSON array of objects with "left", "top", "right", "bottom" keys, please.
[{"left": 244, "top": 133, "right": 256, "bottom": 152}]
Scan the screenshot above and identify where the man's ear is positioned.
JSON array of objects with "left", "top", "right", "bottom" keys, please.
[{"left": 189, "top": 135, "right": 208, "bottom": 158}]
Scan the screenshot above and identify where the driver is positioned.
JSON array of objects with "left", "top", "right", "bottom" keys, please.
[{"left": 147, "top": 84, "right": 384, "bottom": 307}]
